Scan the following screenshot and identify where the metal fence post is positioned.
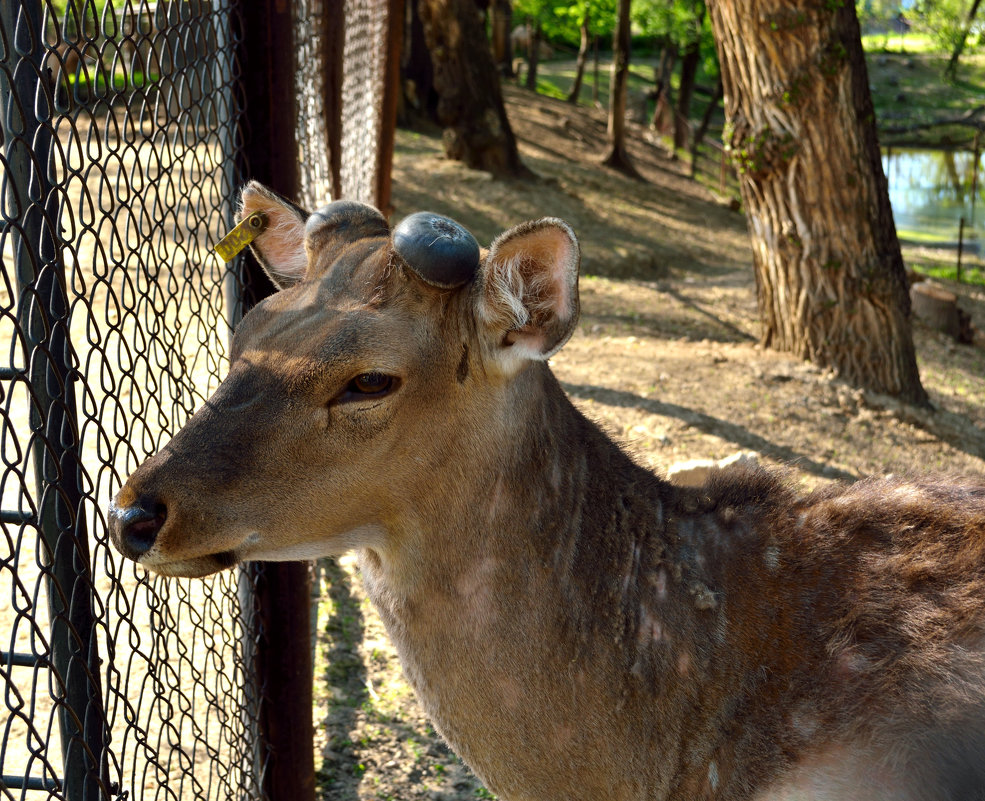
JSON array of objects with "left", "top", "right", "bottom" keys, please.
[
  {"left": 231, "top": 2, "right": 315, "bottom": 800},
  {"left": 0, "top": 1, "right": 109, "bottom": 798}
]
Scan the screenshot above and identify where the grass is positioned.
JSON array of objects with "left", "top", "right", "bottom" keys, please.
[
  {"left": 64, "top": 69, "right": 159, "bottom": 94},
  {"left": 901, "top": 242, "right": 985, "bottom": 287},
  {"left": 529, "top": 38, "right": 985, "bottom": 148},
  {"left": 860, "top": 32, "right": 938, "bottom": 54},
  {"left": 865, "top": 49, "right": 985, "bottom": 146},
  {"left": 521, "top": 53, "right": 715, "bottom": 125},
  {"left": 917, "top": 262, "right": 985, "bottom": 285}
]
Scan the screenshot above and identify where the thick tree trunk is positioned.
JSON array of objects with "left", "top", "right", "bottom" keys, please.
[
  {"left": 708, "top": 0, "right": 928, "bottom": 405},
  {"left": 490, "top": 0, "right": 513, "bottom": 76},
  {"left": 418, "top": 0, "right": 528, "bottom": 176},
  {"left": 566, "top": 12, "right": 590, "bottom": 104},
  {"left": 601, "top": 0, "right": 637, "bottom": 174},
  {"left": 402, "top": 0, "right": 438, "bottom": 121}
]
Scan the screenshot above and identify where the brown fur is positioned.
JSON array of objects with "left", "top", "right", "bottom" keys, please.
[{"left": 110, "top": 185, "right": 985, "bottom": 801}]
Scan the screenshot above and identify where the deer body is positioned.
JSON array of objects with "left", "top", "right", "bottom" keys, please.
[{"left": 109, "top": 184, "right": 985, "bottom": 800}]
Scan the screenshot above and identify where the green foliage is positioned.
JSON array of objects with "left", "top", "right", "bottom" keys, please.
[
  {"left": 633, "top": 0, "right": 705, "bottom": 47},
  {"left": 512, "top": 0, "right": 616, "bottom": 48},
  {"left": 914, "top": 0, "right": 981, "bottom": 55},
  {"left": 856, "top": 0, "right": 902, "bottom": 26},
  {"left": 860, "top": 0, "right": 982, "bottom": 57},
  {"left": 47, "top": 0, "right": 140, "bottom": 42},
  {"left": 48, "top": 0, "right": 116, "bottom": 15},
  {"left": 632, "top": 0, "right": 719, "bottom": 79}
]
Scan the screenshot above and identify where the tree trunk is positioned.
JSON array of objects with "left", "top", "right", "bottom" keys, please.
[
  {"left": 566, "top": 11, "right": 590, "bottom": 104},
  {"left": 673, "top": 40, "right": 701, "bottom": 150},
  {"left": 601, "top": 0, "right": 637, "bottom": 175},
  {"left": 525, "top": 19, "right": 540, "bottom": 91},
  {"left": 650, "top": 46, "right": 677, "bottom": 132},
  {"left": 418, "top": 0, "right": 529, "bottom": 176},
  {"left": 402, "top": 0, "right": 438, "bottom": 121},
  {"left": 592, "top": 33, "right": 600, "bottom": 106},
  {"left": 945, "top": 0, "right": 983, "bottom": 81},
  {"left": 708, "top": 0, "right": 928, "bottom": 405},
  {"left": 690, "top": 77, "right": 723, "bottom": 177},
  {"left": 490, "top": 0, "right": 513, "bottom": 76}
]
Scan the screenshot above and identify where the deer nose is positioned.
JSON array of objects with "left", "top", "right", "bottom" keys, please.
[{"left": 109, "top": 497, "right": 167, "bottom": 560}]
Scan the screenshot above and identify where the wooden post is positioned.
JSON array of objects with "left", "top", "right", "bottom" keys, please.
[
  {"left": 720, "top": 146, "right": 727, "bottom": 195},
  {"left": 592, "top": 34, "right": 599, "bottom": 106},
  {"left": 233, "top": 2, "right": 315, "bottom": 800},
  {"left": 376, "top": 0, "right": 405, "bottom": 215},
  {"left": 970, "top": 131, "right": 980, "bottom": 232},
  {"left": 958, "top": 216, "right": 965, "bottom": 284}
]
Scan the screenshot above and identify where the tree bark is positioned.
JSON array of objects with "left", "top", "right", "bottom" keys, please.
[
  {"left": 650, "top": 46, "right": 677, "bottom": 132},
  {"left": 402, "top": 0, "right": 438, "bottom": 122},
  {"left": 690, "top": 77, "right": 723, "bottom": 177},
  {"left": 566, "top": 11, "right": 590, "bottom": 104},
  {"left": 673, "top": 41, "right": 700, "bottom": 150},
  {"left": 708, "top": 0, "right": 928, "bottom": 405},
  {"left": 592, "top": 33, "right": 600, "bottom": 106},
  {"left": 490, "top": 0, "right": 513, "bottom": 76},
  {"left": 525, "top": 19, "right": 541, "bottom": 91},
  {"left": 418, "top": 0, "right": 529, "bottom": 176},
  {"left": 601, "top": 0, "right": 637, "bottom": 175}
]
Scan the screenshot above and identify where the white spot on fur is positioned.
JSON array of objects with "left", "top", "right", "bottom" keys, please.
[
  {"left": 708, "top": 761, "right": 720, "bottom": 792},
  {"left": 676, "top": 651, "right": 691, "bottom": 676},
  {"left": 456, "top": 557, "right": 499, "bottom": 612},
  {"left": 763, "top": 545, "right": 780, "bottom": 571},
  {"left": 788, "top": 706, "right": 820, "bottom": 740},
  {"left": 623, "top": 544, "right": 642, "bottom": 595},
  {"left": 637, "top": 605, "right": 666, "bottom": 646},
  {"left": 691, "top": 581, "right": 718, "bottom": 610},
  {"left": 834, "top": 648, "right": 869, "bottom": 679},
  {"left": 654, "top": 568, "right": 668, "bottom": 601},
  {"left": 486, "top": 476, "right": 506, "bottom": 523}
]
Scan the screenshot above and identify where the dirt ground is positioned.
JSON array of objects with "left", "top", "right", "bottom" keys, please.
[{"left": 311, "top": 83, "right": 985, "bottom": 801}]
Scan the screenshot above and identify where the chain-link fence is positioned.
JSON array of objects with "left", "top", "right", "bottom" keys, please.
[{"left": 0, "top": 0, "right": 399, "bottom": 798}]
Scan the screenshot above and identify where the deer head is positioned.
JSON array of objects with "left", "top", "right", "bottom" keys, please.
[{"left": 108, "top": 181, "right": 580, "bottom": 577}]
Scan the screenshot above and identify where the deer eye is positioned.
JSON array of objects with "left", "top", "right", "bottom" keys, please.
[{"left": 342, "top": 372, "right": 396, "bottom": 400}]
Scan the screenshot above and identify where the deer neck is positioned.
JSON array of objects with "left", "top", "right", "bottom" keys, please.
[
  {"left": 362, "top": 361, "right": 664, "bottom": 607},
  {"left": 357, "top": 364, "right": 686, "bottom": 798}
]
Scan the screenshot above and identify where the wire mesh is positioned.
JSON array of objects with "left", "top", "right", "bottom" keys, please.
[
  {"left": 0, "top": 0, "right": 396, "bottom": 797},
  {"left": 339, "top": 0, "right": 391, "bottom": 206},
  {"left": 0, "top": 1, "right": 263, "bottom": 798}
]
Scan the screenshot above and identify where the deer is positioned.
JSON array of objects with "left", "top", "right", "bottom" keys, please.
[{"left": 109, "top": 181, "right": 985, "bottom": 801}]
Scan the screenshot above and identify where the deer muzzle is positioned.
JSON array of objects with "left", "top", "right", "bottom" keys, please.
[{"left": 108, "top": 495, "right": 168, "bottom": 560}]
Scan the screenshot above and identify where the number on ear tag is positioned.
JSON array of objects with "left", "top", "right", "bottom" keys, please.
[{"left": 214, "top": 212, "right": 267, "bottom": 263}]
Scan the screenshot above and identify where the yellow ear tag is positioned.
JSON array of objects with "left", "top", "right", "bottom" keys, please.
[{"left": 214, "top": 212, "right": 267, "bottom": 263}]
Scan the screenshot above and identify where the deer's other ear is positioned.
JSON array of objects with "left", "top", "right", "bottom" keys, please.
[
  {"left": 476, "top": 218, "right": 580, "bottom": 371},
  {"left": 237, "top": 181, "right": 311, "bottom": 290}
]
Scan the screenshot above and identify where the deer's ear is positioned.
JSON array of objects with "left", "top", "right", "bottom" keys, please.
[
  {"left": 477, "top": 218, "right": 580, "bottom": 369},
  {"left": 237, "top": 181, "right": 310, "bottom": 290}
]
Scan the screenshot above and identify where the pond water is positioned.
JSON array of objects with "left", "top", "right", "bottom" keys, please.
[{"left": 882, "top": 148, "right": 983, "bottom": 251}]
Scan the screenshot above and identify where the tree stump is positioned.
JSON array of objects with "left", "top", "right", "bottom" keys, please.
[
  {"left": 911, "top": 282, "right": 960, "bottom": 339},
  {"left": 910, "top": 282, "right": 974, "bottom": 343}
]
